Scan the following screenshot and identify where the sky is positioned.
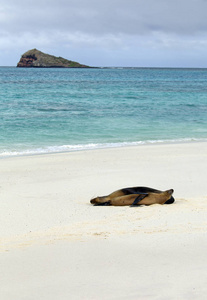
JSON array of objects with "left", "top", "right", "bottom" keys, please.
[{"left": 1, "top": 0, "right": 207, "bottom": 67}]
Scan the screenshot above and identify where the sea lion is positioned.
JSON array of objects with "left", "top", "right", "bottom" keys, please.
[{"left": 90, "top": 186, "right": 174, "bottom": 206}]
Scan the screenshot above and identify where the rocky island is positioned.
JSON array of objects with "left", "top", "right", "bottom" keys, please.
[{"left": 17, "top": 49, "right": 90, "bottom": 68}]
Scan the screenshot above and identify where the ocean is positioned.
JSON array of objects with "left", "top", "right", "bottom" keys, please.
[{"left": 0, "top": 67, "right": 207, "bottom": 157}]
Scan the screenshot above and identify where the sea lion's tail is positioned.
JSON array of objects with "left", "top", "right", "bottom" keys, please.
[
  {"left": 166, "top": 189, "right": 174, "bottom": 196},
  {"left": 164, "top": 189, "right": 175, "bottom": 204}
]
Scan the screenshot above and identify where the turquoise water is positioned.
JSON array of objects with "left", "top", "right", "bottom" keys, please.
[{"left": 0, "top": 67, "right": 207, "bottom": 156}]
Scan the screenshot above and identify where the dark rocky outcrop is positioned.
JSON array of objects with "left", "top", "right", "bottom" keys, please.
[{"left": 17, "top": 49, "right": 90, "bottom": 68}]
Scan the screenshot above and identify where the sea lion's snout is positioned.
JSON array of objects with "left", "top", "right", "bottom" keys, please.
[{"left": 90, "top": 198, "right": 97, "bottom": 204}]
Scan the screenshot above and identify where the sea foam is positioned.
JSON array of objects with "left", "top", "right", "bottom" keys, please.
[{"left": 0, "top": 138, "right": 206, "bottom": 158}]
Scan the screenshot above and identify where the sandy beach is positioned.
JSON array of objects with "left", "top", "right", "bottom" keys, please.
[{"left": 1, "top": 141, "right": 207, "bottom": 299}]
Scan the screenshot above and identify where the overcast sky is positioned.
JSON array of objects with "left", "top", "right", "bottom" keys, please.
[{"left": 1, "top": 0, "right": 207, "bottom": 67}]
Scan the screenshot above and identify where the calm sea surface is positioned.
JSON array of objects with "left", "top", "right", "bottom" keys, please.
[{"left": 0, "top": 67, "right": 207, "bottom": 157}]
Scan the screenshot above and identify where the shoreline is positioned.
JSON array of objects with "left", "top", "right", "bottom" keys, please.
[
  {"left": 1, "top": 141, "right": 207, "bottom": 299},
  {"left": 0, "top": 137, "right": 207, "bottom": 159}
]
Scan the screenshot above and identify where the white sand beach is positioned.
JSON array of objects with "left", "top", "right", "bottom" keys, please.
[{"left": 1, "top": 141, "right": 207, "bottom": 299}]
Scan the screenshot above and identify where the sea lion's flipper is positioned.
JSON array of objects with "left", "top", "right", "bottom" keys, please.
[
  {"left": 164, "top": 196, "right": 175, "bottom": 204},
  {"left": 131, "top": 193, "right": 148, "bottom": 206}
]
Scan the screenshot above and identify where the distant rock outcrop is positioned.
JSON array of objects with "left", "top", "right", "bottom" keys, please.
[{"left": 17, "top": 49, "right": 90, "bottom": 68}]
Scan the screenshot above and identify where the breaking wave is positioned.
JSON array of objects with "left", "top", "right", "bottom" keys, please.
[{"left": 0, "top": 138, "right": 206, "bottom": 158}]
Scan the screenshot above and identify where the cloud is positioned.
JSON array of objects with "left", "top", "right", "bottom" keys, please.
[
  {"left": 1, "top": 0, "right": 207, "bottom": 66},
  {"left": 2, "top": 0, "right": 207, "bottom": 35}
]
